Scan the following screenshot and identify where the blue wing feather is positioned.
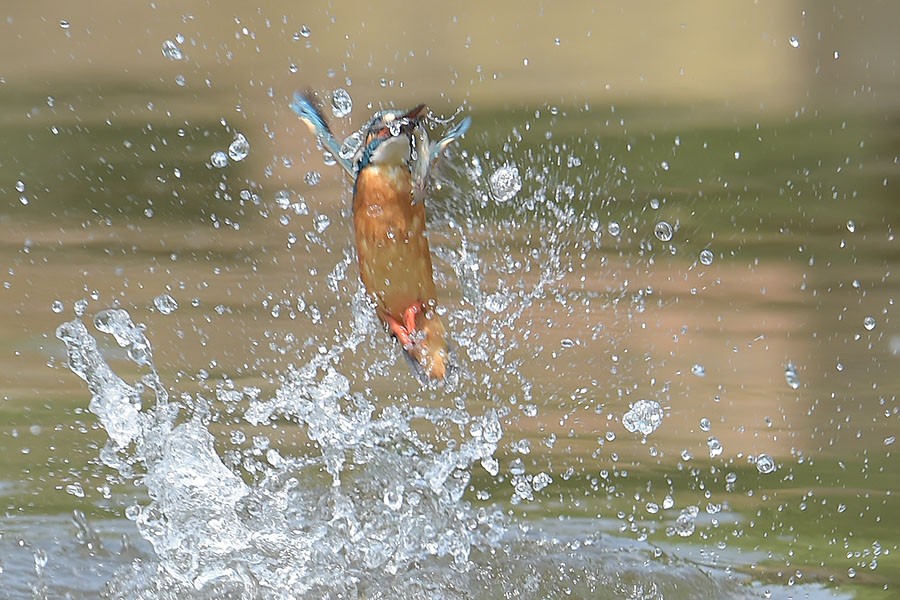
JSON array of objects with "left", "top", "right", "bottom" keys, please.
[
  {"left": 412, "top": 116, "right": 471, "bottom": 205},
  {"left": 290, "top": 91, "right": 354, "bottom": 176}
]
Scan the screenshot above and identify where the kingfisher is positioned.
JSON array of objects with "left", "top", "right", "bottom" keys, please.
[{"left": 290, "top": 91, "right": 471, "bottom": 383}]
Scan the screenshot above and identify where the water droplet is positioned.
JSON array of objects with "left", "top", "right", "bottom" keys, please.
[
  {"left": 733, "top": 151, "right": 741, "bottom": 159},
  {"left": 833, "top": 50, "right": 840, "bottom": 59},
  {"left": 660, "top": 161, "right": 669, "bottom": 171},
  {"left": 304, "top": 171, "right": 321, "bottom": 186},
  {"left": 699, "top": 417, "right": 711, "bottom": 432},
  {"left": 691, "top": 363, "right": 706, "bottom": 377},
  {"left": 274, "top": 190, "right": 292, "bottom": 209},
  {"left": 885, "top": 436, "right": 896, "bottom": 446},
  {"left": 339, "top": 131, "right": 364, "bottom": 160},
  {"left": 51, "top": 300, "right": 64, "bottom": 314},
  {"left": 313, "top": 214, "right": 330, "bottom": 233},
  {"left": 864, "top": 316, "right": 876, "bottom": 331},
  {"left": 481, "top": 457, "right": 499, "bottom": 476},
  {"left": 228, "top": 133, "right": 250, "bottom": 161},
  {"left": 671, "top": 506, "right": 698, "bottom": 537},
  {"left": 608, "top": 221, "right": 621, "bottom": 236},
  {"left": 65, "top": 482, "right": 84, "bottom": 497},
  {"left": 509, "top": 458, "right": 526, "bottom": 475},
  {"left": 645, "top": 502, "right": 659, "bottom": 514},
  {"left": 15, "top": 180, "right": 25, "bottom": 193},
  {"left": 784, "top": 362, "right": 800, "bottom": 390},
  {"left": 846, "top": 219, "right": 856, "bottom": 233},
  {"left": 153, "top": 293, "right": 179, "bottom": 315},
  {"left": 756, "top": 454, "right": 776, "bottom": 474},
  {"left": 124, "top": 504, "right": 141, "bottom": 520},
  {"left": 59, "top": 20, "right": 70, "bottom": 30},
  {"left": 489, "top": 164, "right": 522, "bottom": 202},
  {"left": 532, "top": 472, "right": 552, "bottom": 491},
  {"left": 707, "top": 436, "right": 723, "bottom": 458},
  {"left": 210, "top": 151, "right": 228, "bottom": 168},
  {"left": 331, "top": 88, "right": 353, "bottom": 118},
  {"left": 299, "top": 25, "right": 311, "bottom": 38},
  {"left": 681, "top": 449, "right": 693, "bottom": 461},
  {"left": 654, "top": 221, "right": 674, "bottom": 242},
  {"left": 622, "top": 399, "right": 664, "bottom": 436},
  {"left": 161, "top": 39, "right": 183, "bottom": 60},
  {"left": 700, "top": 249, "right": 714, "bottom": 265},
  {"left": 19, "top": 196, "right": 28, "bottom": 206},
  {"left": 789, "top": 36, "right": 799, "bottom": 48}
]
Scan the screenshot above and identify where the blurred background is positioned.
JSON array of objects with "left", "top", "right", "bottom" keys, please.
[{"left": 1, "top": 1, "right": 898, "bottom": 598}]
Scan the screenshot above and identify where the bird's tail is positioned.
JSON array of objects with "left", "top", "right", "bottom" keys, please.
[{"left": 402, "top": 311, "right": 456, "bottom": 386}]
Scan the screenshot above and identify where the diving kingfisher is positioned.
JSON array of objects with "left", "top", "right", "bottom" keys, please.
[{"left": 290, "top": 91, "right": 471, "bottom": 383}]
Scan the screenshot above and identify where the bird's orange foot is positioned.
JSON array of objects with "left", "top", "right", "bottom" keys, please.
[{"left": 386, "top": 302, "right": 425, "bottom": 349}]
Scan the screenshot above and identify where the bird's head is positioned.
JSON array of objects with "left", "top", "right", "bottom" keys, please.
[{"left": 354, "top": 104, "right": 426, "bottom": 170}]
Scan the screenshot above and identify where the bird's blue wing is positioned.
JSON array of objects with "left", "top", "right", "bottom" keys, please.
[
  {"left": 290, "top": 91, "right": 354, "bottom": 177},
  {"left": 412, "top": 116, "right": 471, "bottom": 205}
]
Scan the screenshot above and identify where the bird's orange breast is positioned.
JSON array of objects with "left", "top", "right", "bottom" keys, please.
[{"left": 352, "top": 165, "right": 438, "bottom": 321}]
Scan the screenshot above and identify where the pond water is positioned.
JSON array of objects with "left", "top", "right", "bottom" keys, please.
[{"left": 1, "top": 2, "right": 898, "bottom": 599}]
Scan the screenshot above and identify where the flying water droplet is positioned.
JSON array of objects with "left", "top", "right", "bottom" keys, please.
[
  {"left": 331, "top": 88, "right": 353, "bottom": 118},
  {"left": 161, "top": 39, "right": 183, "bottom": 60},
  {"left": 274, "top": 190, "right": 291, "bottom": 209},
  {"left": 699, "top": 249, "right": 714, "bottom": 265},
  {"left": 654, "top": 221, "right": 674, "bottom": 241},
  {"left": 846, "top": 220, "right": 856, "bottom": 233},
  {"left": 228, "top": 133, "right": 250, "bottom": 161},
  {"left": 784, "top": 361, "right": 800, "bottom": 389},
  {"left": 51, "top": 300, "right": 64, "bottom": 314},
  {"left": 863, "top": 316, "right": 876, "bottom": 331},
  {"left": 707, "top": 436, "right": 723, "bottom": 458},
  {"left": 65, "top": 482, "right": 84, "bottom": 497},
  {"left": 489, "top": 165, "right": 522, "bottom": 203},
  {"left": 756, "top": 454, "right": 776, "bottom": 474},
  {"left": 339, "top": 131, "right": 364, "bottom": 160},
  {"left": 304, "top": 171, "right": 321, "bottom": 186},
  {"left": 789, "top": 36, "right": 799, "bottom": 48},
  {"left": 670, "top": 506, "right": 699, "bottom": 537},
  {"left": 210, "top": 151, "right": 228, "bottom": 168},
  {"left": 153, "top": 294, "right": 179, "bottom": 315},
  {"left": 699, "top": 417, "right": 711, "bottom": 432},
  {"left": 622, "top": 399, "right": 664, "bottom": 436},
  {"left": 691, "top": 363, "right": 706, "bottom": 377},
  {"left": 313, "top": 214, "right": 331, "bottom": 233},
  {"left": 608, "top": 221, "right": 621, "bottom": 236},
  {"left": 531, "top": 472, "right": 552, "bottom": 491},
  {"left": 59, "top": 20, "right": 70, "bottom": 30}
]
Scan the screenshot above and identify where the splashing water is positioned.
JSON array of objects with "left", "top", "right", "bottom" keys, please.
[
  {"left": 55, "top": 305, "right": 514, "bottom": 597},
  {"left": 47, "top": 104, "right": 776, "bottom": 599}
]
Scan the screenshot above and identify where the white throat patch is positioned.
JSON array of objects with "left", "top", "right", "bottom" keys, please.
[{"left": 369, "top": 134, "right": 411, "bottom": 166}]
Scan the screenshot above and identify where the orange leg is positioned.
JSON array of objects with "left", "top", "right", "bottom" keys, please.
[
  {"left": 385, "top": 302, "right": 424, "bottom": 348},
  {"left": 404, "top": 302, "right": 422, "bottom": 333}
]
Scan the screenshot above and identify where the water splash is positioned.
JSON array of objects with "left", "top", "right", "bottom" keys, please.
[{"left": 56, "top": 307, "right": 508, "bottom": 596}]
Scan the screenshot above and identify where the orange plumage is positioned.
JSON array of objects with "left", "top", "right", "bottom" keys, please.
[{"left": 290, "top": 93, "right": 469, "bottom": 383}]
